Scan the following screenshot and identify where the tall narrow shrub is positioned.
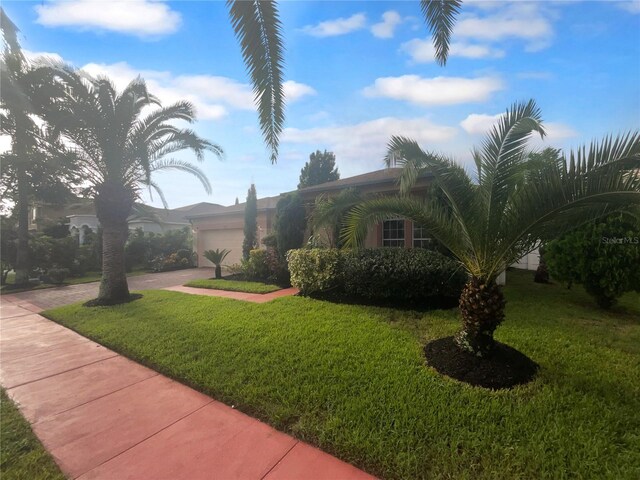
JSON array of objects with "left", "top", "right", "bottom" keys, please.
[{"left": 243, "top": 184, "right": 258, "bottom": 260}]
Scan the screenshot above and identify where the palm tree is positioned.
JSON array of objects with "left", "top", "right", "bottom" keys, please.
[
  {"left": 42, "top": 68, "right": 222, "bottom": 305},
  {"left": 227, "top": 0, "right": 459, "bottom": 164},
  {"left": 227, "top": 0, "right": 284, "bottom": 164},
  {"left": 310, "top": 188, "right": 362, "bottom": 248},
  {"left": 0, "top": 9, "right": 76, "bottom": 286},
  {"left": 344, "top": 99, "right": 640, "bottom": 357},
  {"left": 203, "top": 249, "right": 231, "bottom": 279}
]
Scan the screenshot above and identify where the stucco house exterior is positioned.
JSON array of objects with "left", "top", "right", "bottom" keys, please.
[
  {"left": 188, "top": 168, "right": 434, "bottom": 268},
  {"left": 188, "top": 167, "right": 540, "bottom": 275}
]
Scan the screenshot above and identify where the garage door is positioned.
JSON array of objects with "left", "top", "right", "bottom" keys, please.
[{"left": 199, "top": 229, "right": 244, "bottom": 270}]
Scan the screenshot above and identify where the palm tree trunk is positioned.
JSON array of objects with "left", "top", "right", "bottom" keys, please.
[
  {"left": 94, "top": 182, "right": 134, "bottom": 304},
  {"left": 215, "top": 264, "right": 222, "bottom": 279},
  {"left": 98, "top": 220, "right": 130, "bottom": 302},
  {"left": 456, "top": 276, "right": 506, "bottom": 357},
  {"left": 14, "top": 164, "right": 30, "bottom": 286}
]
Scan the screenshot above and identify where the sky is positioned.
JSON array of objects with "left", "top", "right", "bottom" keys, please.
[{"left": 3, "top": 0, "right": 640, "bottom": 208}]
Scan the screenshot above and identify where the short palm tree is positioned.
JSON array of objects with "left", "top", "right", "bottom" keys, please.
[
  {"left": 43, "top": 68, "right": 222, "bottom": 304},
  {"left": 310, "top": 188, "right": 362, "bottom": 248},
  {"left": 203, "top": 249, "right": 231, "bottom": 279},
  {"left": 345, "top": 99, "right": 640, "bottom": 357}
]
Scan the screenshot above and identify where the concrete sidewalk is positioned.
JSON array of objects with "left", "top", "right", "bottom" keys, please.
[{"left": 0, "top": 298, "right": 375, "bottom": 479}]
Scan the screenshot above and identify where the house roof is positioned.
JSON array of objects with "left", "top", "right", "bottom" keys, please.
[
  {"left": 297, "top": 167, "right": 432, "bottom": 194},
  {"left": 185, "top": 194, "right": 284, "bottom": 220}
]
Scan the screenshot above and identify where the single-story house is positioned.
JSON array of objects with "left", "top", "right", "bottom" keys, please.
[
  {"left": 188, "top": 167, "right": 540, "bottom": 275},
  {"left": 188, "top": 168, "right": 434, "bottom": 269}
]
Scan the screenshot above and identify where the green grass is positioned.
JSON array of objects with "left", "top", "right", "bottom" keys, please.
[
  {"left": 184, "top": 278, "right": 281, "bottom": 294},
  {"left": 43, "top": 270, "right": 640, "bottom": 479},
  {"left": 0, "top": 389, "right": 65, "bottom": 480}
]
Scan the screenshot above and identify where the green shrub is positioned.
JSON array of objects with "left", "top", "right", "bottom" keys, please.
[
  {"left": 242, "top": 249, "right": 271, "bottom": 281},
  {"left": 287, "top": 248, "right": 344, "bottom": 295},
  {"left": 546, "top": 213, "right": 640, "bottom": 308},
  {"left": 47, "top": 268, "right": 70, "bottom": 284},
  {"left": 288, "top": 248, "right": 467, "bottom": 303},
  {"left": 274, "top": 192, "right": 306, "bottom": 258}
]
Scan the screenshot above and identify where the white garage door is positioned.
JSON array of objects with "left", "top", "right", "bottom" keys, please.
[{"left": 199, "top": 229, "right": 244, "bottom": 271}]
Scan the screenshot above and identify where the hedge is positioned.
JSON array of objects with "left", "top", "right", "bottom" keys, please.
[{"left": 288, "top": 248, "right": 467, "bottom": 303}]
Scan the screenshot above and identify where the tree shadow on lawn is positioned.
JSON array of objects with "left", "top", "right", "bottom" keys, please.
[{"left": 304, "top": 291, "right": 460, "bottom": 313}]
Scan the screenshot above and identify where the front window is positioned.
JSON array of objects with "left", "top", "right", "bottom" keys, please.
[
  {"left": 413, "top": 224, "right": 432, "bottom": 248},
  {"left": 383, "top": 219, "right": 405, "bottom": 247}
]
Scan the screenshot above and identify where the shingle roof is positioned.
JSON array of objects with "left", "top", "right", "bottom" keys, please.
[
  {"left": 297, "top": 167, "right": 432, "bottom": 194},
  {"left": 185, "top": 194, "right": 284, "bottom": 220}
]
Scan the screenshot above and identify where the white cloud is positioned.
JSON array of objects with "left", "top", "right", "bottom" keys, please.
[
  {"left": 283, "top": 80, "right": 317, "bottom": 102},
  {"left": 460, "top": 112, "right": 578, "bottom": 145},
  {"left": 460, "top": 113, "right": 502, "bottom": 134},
  {"left": 23, "top": 49, "right": 64, "bottom": 64},
  {"left": 283, "top": 117, "right": 457, "bottom": 175},
  {"left": 371, "top": 11, "right": 402, "bottom": 39},
  {"left": 35, "top": 0, "right": 181, "bottom": 37},
  {"left": 454, "top": 2, "right": 555, "bottom": 51},
  {"left": 401, "top": 38, "right": 504, "bottom": 62},
  {"left": 363, "top": 75, "right": 503, "bottom": 106},
  {"left": 618, "top": 1, "right": 640, "bottom": 14},
  {"left": 80, "top": 62, "right": 314, "bottom": 120},
  {"left": 301, "top": 13, "right": 366, "bottom": 37}
]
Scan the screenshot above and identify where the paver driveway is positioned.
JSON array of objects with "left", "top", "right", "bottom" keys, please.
[{"left": 1, "top": 268, "right": 216, "bottom": 309}]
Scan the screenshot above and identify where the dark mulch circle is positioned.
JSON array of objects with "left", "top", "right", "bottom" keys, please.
[
  {"left": 83, "top": 293, "right": 143, "bottom": 307},
  {"left": 424, "top": 336, "right": 539, "bottom": 390}
]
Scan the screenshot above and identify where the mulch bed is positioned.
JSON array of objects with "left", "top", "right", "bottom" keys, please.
[
  {"left": 84, "top": 293, "right": 143, "bottom": 307},
  {"left": 424, "top": 336, "right": 539, "bottom": 390}
]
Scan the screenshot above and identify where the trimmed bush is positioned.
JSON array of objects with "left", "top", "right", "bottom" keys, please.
[
  {"left": 546, "top": 212, "right": 640, "bottom": 308},
  {"left": 287, "top": 248, "right": 344, "bottom": 295},
  {"left": 288, "top": 248, "right": 467, "bottom": 304},
  {"left": 47, "top": 268, "right": 70, "bottom": 285}
]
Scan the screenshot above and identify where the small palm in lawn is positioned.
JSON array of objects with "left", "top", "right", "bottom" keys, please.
[
  {"left": 42, "top": 68, "right": 222, "bottom": 305},
  {"left": 203, "top": 249, "right": 231, "bottom": 279},
  {"left": 345, "top": 99, "right": 640, "bottom": 358}
]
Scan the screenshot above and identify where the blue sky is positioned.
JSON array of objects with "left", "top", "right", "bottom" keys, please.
[{"left": 4, "top": 0, "right": 640, "bottom": 207}]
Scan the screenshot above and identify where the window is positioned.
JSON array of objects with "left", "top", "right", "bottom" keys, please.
[
  {"left": 383, "top": 219, "right": 405, "bottom": 247},
  {"left": 413, "top": 224, "right": 432, "bottom": 248}
]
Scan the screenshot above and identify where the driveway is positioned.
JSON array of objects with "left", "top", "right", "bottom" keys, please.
[{"left": 1, "top": 268, "right": 215, "bottom": 310}]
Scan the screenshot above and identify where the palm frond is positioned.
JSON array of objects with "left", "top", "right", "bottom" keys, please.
[
  {"left": 420, "top": 0, "right": 462, "bottom": 66},
  {"left": 343, "top": 196, "right": 470, "bottom": 264},
  {"left": 150, "top": 158, "right": 212, "bottom": 195},
  {"left": 227, "top": 0, "right": 284, "bottom": 164}
]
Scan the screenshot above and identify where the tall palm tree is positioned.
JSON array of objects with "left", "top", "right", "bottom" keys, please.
[
  {"left": 42, "top": 68, "right": 222, "bottom": 304},
  {"left": 344, "top": 99, "right": 640, "bottom": 357},
  {"left": 0, "top": 9, "right": 75, "bottom": 286}
]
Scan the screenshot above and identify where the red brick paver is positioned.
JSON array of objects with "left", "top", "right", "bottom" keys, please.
[
  {"left": 164, "top": 285, "right": 299, "bottom": 303},
  {"left": 0, "top": 296, "right": 375, "bottom": 480}
]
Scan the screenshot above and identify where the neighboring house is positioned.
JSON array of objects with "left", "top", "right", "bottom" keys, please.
[
  {"left": 188, "top": 167, "right": 539, "bottom": 274},
  {"left": 30, "top": 199, "right": 222, "bottom": 244}
]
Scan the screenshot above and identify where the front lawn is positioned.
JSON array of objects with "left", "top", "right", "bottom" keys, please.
[
  {"left": 0, "top": 389, "right": 65, "bottom": 480},
  {"left": 43, "top": 270, "right": 640, "bottom": 479},
  {"left": 184, "top": 278, "right": 281, "bottom": 294}
]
